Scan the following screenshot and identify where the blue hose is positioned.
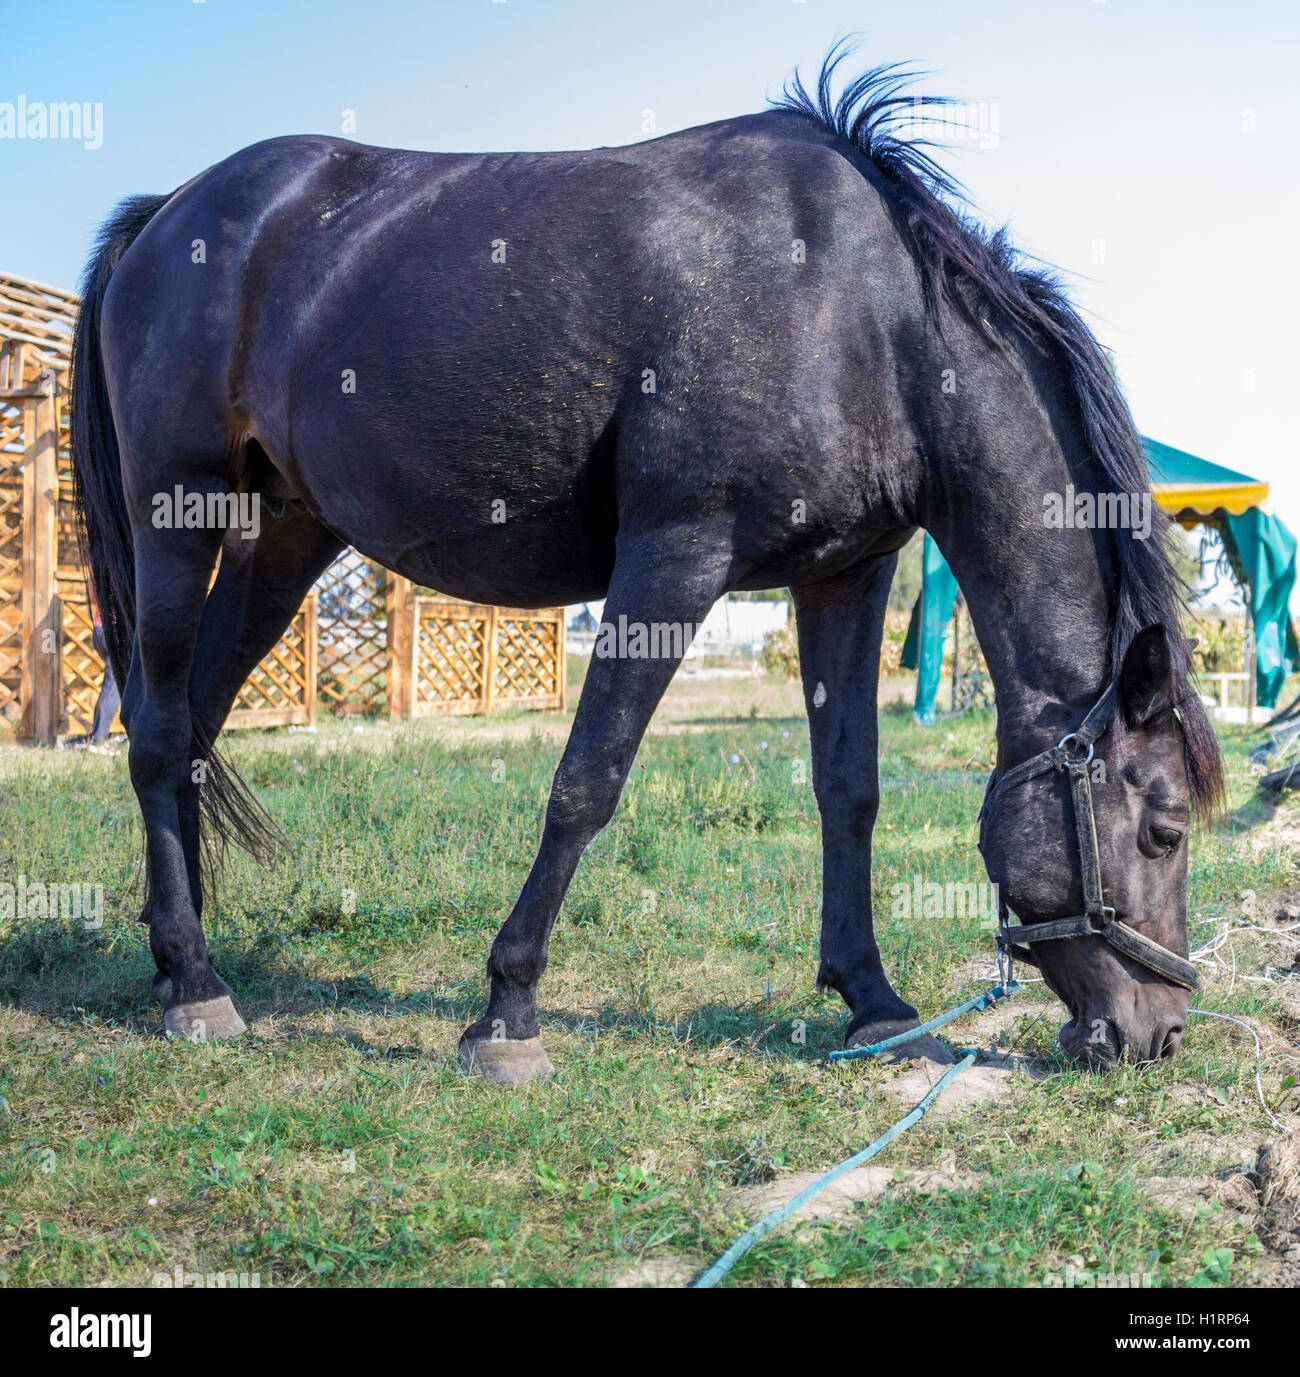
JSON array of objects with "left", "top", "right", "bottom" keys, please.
[
  {"left": 692, "top": 979, "right": 1021, "bottom": 1288},
  {"left": 691, "top": 1051, "right": 977, "bottom": 1288}
]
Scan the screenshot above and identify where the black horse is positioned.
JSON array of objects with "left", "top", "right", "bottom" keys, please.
[{"left": 71, "top": 53, "right": 1222, "bottom": 1079}]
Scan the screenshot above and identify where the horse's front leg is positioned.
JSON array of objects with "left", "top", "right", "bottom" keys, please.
[
  {"left": 459, "top": 538, "right": 728, "bottom": 1082},
  {"left": 792, "top": 557, "right": 954, "bottom": 1062}
]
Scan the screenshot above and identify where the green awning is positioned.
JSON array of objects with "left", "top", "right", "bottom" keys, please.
[{"left": 1143, "top": 436, "right": 1270, "bottom": 519}]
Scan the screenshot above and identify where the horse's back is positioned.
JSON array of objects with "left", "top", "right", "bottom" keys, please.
[{"left": 101, "top": 113, "right": 911, "bottom": 599}]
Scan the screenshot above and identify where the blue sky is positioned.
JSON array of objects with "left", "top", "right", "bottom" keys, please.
[{"left": 4, "top": 0, "right": 1297, "bottom": 557}]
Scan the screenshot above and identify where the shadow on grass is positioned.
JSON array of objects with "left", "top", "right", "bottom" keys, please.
[
  {"left": 0, "top": 920, "right": 1060, "bottom": 1076},
  {"left": 1221, "top": 787, "right": 1286, "bottom": 835},
  {"left": 0, "top": 919, "right": 160, "bottom": 1025},
  {"left": 0, "top": 919, "right": 851, "bottom": 1063},
  {"left": 0, "top": 919, "right": 318, "bottom": 1029}
]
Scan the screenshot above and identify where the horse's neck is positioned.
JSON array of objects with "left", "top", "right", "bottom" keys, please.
[{"left": 918, "top": 416, "right": 1115, "bottom": 760}]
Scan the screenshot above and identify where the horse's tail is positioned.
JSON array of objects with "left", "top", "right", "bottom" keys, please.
[
  {"left": 70, "top": 193, "right": 169, "bottom": 691},
  {"left": 71, "top": 193, "right": 286, "bottom": 870}
]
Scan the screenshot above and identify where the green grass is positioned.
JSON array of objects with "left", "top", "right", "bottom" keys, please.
[{"left": 0, "top": 682, "right": 1296, "bottom": 1287}]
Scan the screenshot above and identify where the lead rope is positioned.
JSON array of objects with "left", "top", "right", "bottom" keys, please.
[
  {"left": 828, "top": 980, "right": 1020, "bottom": 1064},
  {"left": 691, "top": 980, "right": 1018, "bottom": 1289}
]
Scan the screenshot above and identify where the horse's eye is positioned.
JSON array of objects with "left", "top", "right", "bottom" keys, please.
[{"left": 1150, "top": 825, "right": 1182, "bottom": 853}]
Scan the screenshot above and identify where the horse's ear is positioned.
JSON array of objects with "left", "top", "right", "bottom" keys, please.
[{"left": 1119, "top": 623, "right": 1173, "bottom": 730}]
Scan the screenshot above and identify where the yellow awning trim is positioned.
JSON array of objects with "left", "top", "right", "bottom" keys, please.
[{"left": 1152, "top": 480, "right": 1269, "bottom": 519}]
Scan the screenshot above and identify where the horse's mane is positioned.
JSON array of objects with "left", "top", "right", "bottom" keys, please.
[{"left": 773, "top": 44, "right": 1224, "bottom": 815}]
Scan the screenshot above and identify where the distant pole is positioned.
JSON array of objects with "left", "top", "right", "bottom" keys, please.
[
  {"left": 1246, "top": 623, "right": 1256, "bottom": 727},
  {"left": 951, "top": 597, "right": 961, "bottom": 713}
]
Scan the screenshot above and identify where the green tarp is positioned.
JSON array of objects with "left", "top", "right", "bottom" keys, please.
[
  {"left": 1218, "top": 507, "right": 1300, "bottom": 708},
  {"left": 900, "top": 533, "right": 958, "bottom": 725}
]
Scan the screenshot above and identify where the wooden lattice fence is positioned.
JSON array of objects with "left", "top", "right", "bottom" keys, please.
[
  {"left": 410, "top": 598, "right": 491, "bottom": 717},
  {"left": 315, "top": 549, "right": 390, "bottom": 713},
  {"left": 225, "top": 597, "right": 317, "bottom": 729},
  {"left": 494, "top": 609, "right": 566, "bottom": 709},
  {"left": 1, "top": 271, "right": 565, "bottom": 742},
  {"left": 393, "top": 592, "right": 566, "bottom": 718},
  {"left": 1, "top": 318, "right": 63, "bottom": 742}
]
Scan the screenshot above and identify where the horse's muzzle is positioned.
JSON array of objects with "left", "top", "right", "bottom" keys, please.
[{"left": 1060, "top": 1012, "right": 1187, "bottom": 1070}]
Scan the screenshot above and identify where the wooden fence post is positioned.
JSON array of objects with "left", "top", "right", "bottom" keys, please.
[
  {"left": 557, "top": 608, "right": 568, "bottom": 713},
  {"left": 304, "top": 594, "right": 319, "bottom": 729},
  {"left": 19, "top": 372, "right": 60, "bottom": 744},
  {"left": 386, "top": 573, "right": 413, "bottom": 722},
  {"left": 483, "top": 604, "right": 499, "bottom": 713}
]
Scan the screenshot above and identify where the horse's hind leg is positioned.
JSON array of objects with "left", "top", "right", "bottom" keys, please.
[
  {"left": 124, "top": 515, "right": 245, "bottom": 1040},
  {"left": 459, "top": 539, "right": 728, "bottom": 1082},
  {"left": 792, "top": 557, "right": 954, "bottom": 1063},
  {"left": 146, "top": 510, "right": 344, "bottom": 1005}
]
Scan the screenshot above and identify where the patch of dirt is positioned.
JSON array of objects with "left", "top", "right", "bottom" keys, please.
[
  {"left": 602, "top": 1149, "right": 970, "bottom": 1287},
  {"left": 605, "top": 1153, "right": 975, "bottom": 1287},
  {"left": 905, "top": 971, "right": 1065, "bottom": 1060},
  {"left": 1137, "top": 1173, "right": 1259, "bottom": 1222},
  {"left": 737, "top": 1158, "right": 978, "bottom": 1227},
  {"left": 950, "top": 1001, "right": 1059, "bottom": 1052},
  {"left": 1244, "top": 1139, "right": 1300, "bottom": 1287},
  {"left": 883, "top": 1053, "right": 1039, "bottom": 1116},
  {"left": 1138, "top": 1138, "right": 1300, "bottom": 1286},
  {"left": 608, "top": 1255, "right": 695, "bottom": 1288},
  {"left": 1244, "top": 805, "right": 1300, "bottom": 856},
  {"left": 1134, "top": 1132, "right": 1258, "bottom": 1180},
  {"left": 1274, "top": 981, "right": 1300, "bottom": 1020},
  {"left": 1256, "top": 1138, "right": 1300, "bottom": 1258},
  {"left": 1253, "top": 1255, "right": 1300, "bottom": 1288}
]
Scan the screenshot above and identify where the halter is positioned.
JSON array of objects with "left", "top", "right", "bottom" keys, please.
[{"left": 977, "top": 683, "right": 1199, "bottom": 992}]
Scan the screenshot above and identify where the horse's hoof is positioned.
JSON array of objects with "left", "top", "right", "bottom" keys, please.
[
  {"left": 164, "top": 996, "right": 247, "bottom": 1043},
  {"left": 845, "top": 1018, "right": 955, "bottom": 1066},
  {"left": 152, "top": 971, "right": 172, "bottom": 1005},
  {"left": 458, "top": 1035, "right": 554, "bottom": 1083}
]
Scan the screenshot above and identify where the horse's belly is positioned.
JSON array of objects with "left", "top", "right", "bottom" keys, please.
[
  {"left": 388, "top": 512, "right": 616, "bottom": 608},
  {"left": 260, "top": 372, "right": 619, "bottom": 606}
]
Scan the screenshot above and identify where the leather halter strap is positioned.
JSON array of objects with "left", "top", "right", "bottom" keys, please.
[{"left": 978, "top": 684, "right": 1199, "bottom": 993}]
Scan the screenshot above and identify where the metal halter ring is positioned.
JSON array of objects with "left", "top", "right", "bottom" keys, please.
[
  {"left": 1087, "top": 906, "right": 1116, "bottom": 933},
  {"left": 1055, "top": 732, "right": 1094, "bottom": 765}
]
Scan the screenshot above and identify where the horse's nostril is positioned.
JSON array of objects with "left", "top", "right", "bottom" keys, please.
[{"left": 1159, "top": 1020, "right": 1186, "bottom": 1059}]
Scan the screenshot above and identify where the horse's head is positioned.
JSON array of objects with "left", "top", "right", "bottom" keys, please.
[{"left": 980, "top": 624, "right": 1202, "bottom": 1071}]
